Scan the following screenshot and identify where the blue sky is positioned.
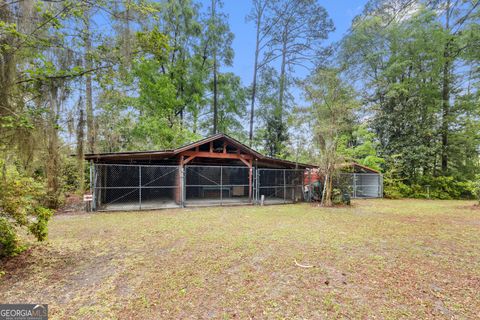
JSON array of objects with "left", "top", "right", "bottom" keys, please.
[{"left": 218, "top": 0, "right": 368, "bottom": 86}]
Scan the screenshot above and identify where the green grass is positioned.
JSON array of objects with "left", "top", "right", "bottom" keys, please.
[{"left": 1, "top": 199, "right": 479, "bottom": 319}]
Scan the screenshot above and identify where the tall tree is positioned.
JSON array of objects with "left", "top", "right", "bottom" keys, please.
[
  {"left": 304, "top": 68, "right": 358, "bottom": 206},
  {"left": 432, "top": 0, "right": 480, "bottom": 173},
  {"left": 83, "top": 4, "right": 96, "bottom": 154},
  {"left": 246, "top": 0, "right": 277, "bottom": 145},
  {"left": 264, "top": 0, "right": 334, "bottom": 157},
  {"left": 204, "top": 0, "right": 233, "bottom": 134},
  {"left": 341, "top": 0, "right": 480, "bottom": 184}
]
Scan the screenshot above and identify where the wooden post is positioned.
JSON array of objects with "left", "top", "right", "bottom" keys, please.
[{"left": 220, "top": 166, "right": 223, "bottom": 205}]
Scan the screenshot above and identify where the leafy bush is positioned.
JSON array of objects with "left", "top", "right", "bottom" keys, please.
[
  {"left": 411, "top": 176, "right": 474, "bottom": 199},
  {"left": 0, "top": 218, "right": 21, "bottom": 257},
  {"left": 383, "top": 173, "right": 475, "bottom": 200},
  {"left": 385, "top": 180, "right": 412, "bottom": 199},
  {"left": 382, "top": 169, "right": 411, "bottom": 199},
  {"left": 466, "top": 175, "right": 480, "bottom": 204},
  {"left": 0, "top": 162, "right": 53, "bottom": 258},
  {"left": 332, "top": 188, "right": 351, "bottom": 205}
]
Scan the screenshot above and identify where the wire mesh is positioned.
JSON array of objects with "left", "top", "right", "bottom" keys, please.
[
  {"left": 93, "top": 164, "right": 181, "bottom": 211},
  {"left": 257, "top": 169, "right": 305, "bottom": 204},
  {"left": 185, "top": 166, "right": 251, "bottom": 205},
  {"left": 337, "top": 173, "right": 382, "bottom": 198},
  {"left": 92, "top": 164, "right": 311, "bottom": 211}
]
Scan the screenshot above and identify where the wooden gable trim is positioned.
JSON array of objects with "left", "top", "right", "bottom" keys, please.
[
  {"left": 180, "top": 150, "right": 253, "bottom": 161},
  {"left": 173, "top": 133, "right": 263, "bottom": 158},
  {"left": 183, "top": 155, "right": 196, "bottom": 164},
  {"left": 238, "top": 157, "right": 251, "bottom": 168}
]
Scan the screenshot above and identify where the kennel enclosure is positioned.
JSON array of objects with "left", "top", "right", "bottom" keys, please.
[
  {"left": 87, "top": 134, "right": 383, "bottom": 211},
  {"left": 88, "top": 134, "right": 312, "bottom": 211}
]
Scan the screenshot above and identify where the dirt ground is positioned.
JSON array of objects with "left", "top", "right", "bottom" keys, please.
[{"left": 1, "top": 199, "right": 479, "bottom": 319}]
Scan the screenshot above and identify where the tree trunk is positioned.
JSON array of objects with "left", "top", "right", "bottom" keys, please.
[
  {"left": 46, "top": 84, "right": 61, "bottom": 208},
  {"left": 278, "top": 32, "right": 287, "bottom": 121},
  {"left": 0, "top": 2, "right": 15, "bottom": 119},
  {"left": 324, "top": 175, "right": 332, "bottom": 207},
  {"left": 321, "top": 173, "right": 328, "bottom": 205},
  {"left": 213, "top": 55, "right": 218, "bottom": 134},
  {"left": 76, "top": 107, "right": 85, "bottom": 194},
  {"left": 321, "top": 172, "right": 333, "bottom": 207},
  {"left": 249, "top": 10, "right": 262, "bottom": 146},
  {"left": 84, "top": 8, "right": 95, "bottom": 154},
  {"left": 211, "top": 0, "right": 218, "bottom": 135},
  {"left": 441, "top": 0, "right": 451, "bottom": 174}
]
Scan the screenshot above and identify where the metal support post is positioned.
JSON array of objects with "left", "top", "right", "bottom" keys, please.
[{"left": 139, "top": 166, "right": 142, "bottom": 210}]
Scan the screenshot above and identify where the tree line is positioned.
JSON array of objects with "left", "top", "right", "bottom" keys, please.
[{"left": 0, "top": 0, "right": 479, "bottom": 256}]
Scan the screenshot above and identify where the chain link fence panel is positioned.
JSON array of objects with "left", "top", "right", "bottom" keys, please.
[
  {"left": 92, "top": 164, "right": 311, "bottom": 211},
  {"left": 256, "top": 169, "right": 305, "bottom": 204},
  {"left": 184, "top": 165, "right": 251, "bottom": 206},
  {"left": 93, "top": 164, "right": 181, "bottom": 211},
  {"left": 337, "top": 173, "right": 382, "bottom": 198}
]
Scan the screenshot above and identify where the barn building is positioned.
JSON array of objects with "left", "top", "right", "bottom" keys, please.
[
  {"left": 85, "top": 133, "right": 312, "bottom": 211},
  {"left": 85, "top": 133, "right": 383, "bottom": 211}
]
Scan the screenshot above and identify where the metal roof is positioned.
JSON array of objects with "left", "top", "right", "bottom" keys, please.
[{"left": 84, "top": 133, "right": 316, "bottom": 168}]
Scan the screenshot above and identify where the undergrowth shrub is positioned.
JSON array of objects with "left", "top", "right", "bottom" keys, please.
[
  {"left": 383, "top": 173, "right": 475, "bottom": 200},
  {"left": 467, "top": 175, "right": 480, "bottom": 204},
  {"left": 0, "top": 162, "right": 53, "bottom": 258}
]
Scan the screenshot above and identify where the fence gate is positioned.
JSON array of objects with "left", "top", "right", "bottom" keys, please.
[
  {"left": 93, "top": 164, "right": 181, "bottom": 211},
  {"left": 256, "top": 169, "right": 305, "bottom": 204},
  {"left": 184, "top": 165, "right": 252, "bottom": 206}
]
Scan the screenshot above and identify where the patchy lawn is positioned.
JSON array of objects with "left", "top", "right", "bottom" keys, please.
[{"left": 1, "top": 199, "right": 479, "bottom": 319}]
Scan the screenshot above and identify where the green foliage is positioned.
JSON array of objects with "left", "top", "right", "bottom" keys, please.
[
  {"left": 0, "top": 162, "right": 53, "bottom": 258},
  {"left": 62, "top": 157, "right": 84, "bottom": 194},
  {"left": 28, "top": 207, "right": 53, "bottom": 242},
  {"left": 341, "top": 2, "right": 480, "bottom": 197},
  {"left": 304, "top": 68, "right": 359, "bottom": 206},
  {"left": 384, "top": 173, "right": 475, "bottom": 200},
  {"left": 263, "top": 113, "right": 289, "bottom": 158},
  {"left": 339, "top": 124, "right": 385, "bottom": 172},
  {"left": 383, "top": 173, "right": 411, "bottom": 199},
  {"left": 0, "top": 218, "right": 21, "bottom": 258},
  {"left": 210, "top": 72, "right": 248, "bottom": 138},
  {"left": 257, "top": 67, "right": 290, "bottom": 157},
  {"left": 137, "top": 27, "right": 170, "bottom": 61},
  {"left": 331, "top": 188, "right": 351, "bottom": 205},
  {"left": 467, "top": 175, "right": 480, "bottom": 204}
]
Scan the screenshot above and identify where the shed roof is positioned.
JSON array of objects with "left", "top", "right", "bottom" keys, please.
[
  {"left": 84, "top": 133, "right": 315, "bottom": 169},
  {"left": 338, "top": 162, "right": 380, "bottom": 174}
]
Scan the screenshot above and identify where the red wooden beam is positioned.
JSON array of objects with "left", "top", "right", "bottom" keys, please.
[
  {"left": 183, "top": 155, "right": 196, "bottom": 164},
  {"left": 239, "top": 157, "right": 251, "bottom": 167},
  {"left": 181, "top": 150, "right": 253, "bottom": 160}
]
